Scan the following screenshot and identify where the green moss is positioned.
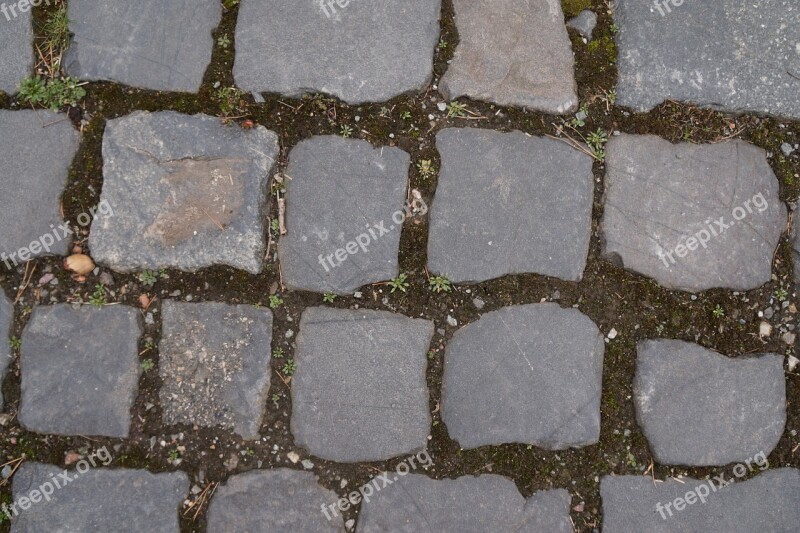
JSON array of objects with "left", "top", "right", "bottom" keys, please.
[{"left": 562, "top": 0, "right": 592, "bottom": 18}]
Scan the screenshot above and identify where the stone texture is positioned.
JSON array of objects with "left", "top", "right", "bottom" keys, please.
[
  {"left": 0, "top": 293, "right": 10, "bottom": 409},
  {"left": 19, "top": 305, "right": 142, "bottom": 438},
  {"left": 0, "top": 6, "right": 32, "bottom": 94},
  {"left": 601, "top": 134, "right": 786, "bottom": 292},
  {"left": 278, "top": 136, "right": 410, "bottom": 294},
  {"left": 291, "top": 307, "right": 433, "bottom": 462},
  {"left": 567, "top": 10, "right": 597, "bottom": 40},
  {"left": 429, "top": 128, "right": 593, "bottom": 283},
  {"left": 440, "top": 0, "right": 578, "bottom": 114},
  {"left": 442, "top": 304, "right": 604, "bottom": 450},
  {"left": 89, "top": 111, "right": 278, "bottom": 274},
  {"left": 601, "top": 468, "right": 800, "bottom": 532},
  {"left": 635, "top": 339, "right": 785, "bottom": 466},
  {"left": 0, "top": 111, "right": 80, "bottom": 263},
  {"left": 358, "top": 474, "right": 573, "bottom": 532},
  {"left": 207, "top": 469, "right": 343, "bottom": 532},
  {"left": 614, "top": 0, "right": 800, "bottom": 119},
  {"left": 234, "top": 0, "right": 441, "bottom": 104},
  {"left": 64, "top": 0, "right": 220, "bottom": 92},
  {"left": 11, "top": 463, "right": 187, "bottom": 532}
]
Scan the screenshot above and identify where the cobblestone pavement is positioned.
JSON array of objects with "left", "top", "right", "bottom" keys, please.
[{"left": 0, "top": 1, "right": 799, "bottom": 532}]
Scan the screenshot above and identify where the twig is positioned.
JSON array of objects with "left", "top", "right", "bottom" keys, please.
[
  {"left": 277, "top": 197, "right": 287, "bottom": 235},
  {"left": 15, "top": 262, "right": 36, "bottom": 303}
]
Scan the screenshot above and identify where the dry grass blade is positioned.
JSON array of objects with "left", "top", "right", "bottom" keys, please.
[
  {"left": 0, "top": 457, "right": 25, "bottom": 487},
  {"left": 183, "top": 482, "right": 219, "bottom": 521},
  {"left": 15, "top": 262, "right": 37, "bottom": 303}
]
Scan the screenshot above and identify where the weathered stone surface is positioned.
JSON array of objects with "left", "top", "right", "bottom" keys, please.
[
  {"left": 0, "top": 111, "right": 79, "bottom": 263},
  {"left": 90, "top": 111, "right": 278, "bottom": 274},
  {"left": 429, "top": 128, "right": 593, "bottom": 283},
  {"left": 614, "top": 0, "right": 800, "bottom": 119},
  {"left": 64, "top": 0, "right": 220, "bottom": 92},
  {"left": 567, "top": 10, "right": 597, "bottom": 40},
  {"left": 601, "top": 468, "right": 800, "bottom": 532},
  {"left": 234, "top": 0, "right": 441, "bottom": 104},
  {"left": 442, "top": 304, "right": 604, "bottom": 450},
  {"left": 19, "top": 305, "right": 142, "bottom": 438},
  {"left": 0, "top": 7, "right": 32, "bottom": 94},
  {"left": 207, "top": 469, "right": 343, "bottom": 532},
  {"left": 11, "top": 463, "right": 187, "bottom": 532},
  {"left": 440, "top": 0, "right": 578, "bottom": 114},
  {"left": 278, "top": 136, "right": 410, "bottom": 294},
  {"left": 635, "top": 339, "right": 785, "bottom": 466},
  {"left": 291, "top": 307, "right": 433, "bottom": 462},
  {"left": 601, "top": 134, "right": 786, "bottom": 292},
  {"left": 0, "top": 293, "right": 11, "bottom": 409},
  {"left": 359, "top": 474, "right": 573, "bottom": 532}
]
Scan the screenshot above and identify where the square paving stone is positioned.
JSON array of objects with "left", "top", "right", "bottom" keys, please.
[
  {"left": 635, "top": 339, "right": 785, "bottom": 466},
  {"left": 278, "top": 136, "right": 410, "bottom": 294},
  {"left": 159, "top": 301, "right": 273, "bottom": 440},
  {"left": 19, "top": 305, "right": 142, "bottom": 438},
  {"left": 440, "top": 0, "right": 578, "bottom": 114},
  {"left": 601, "top": 134, "right": 787, "bottom": 292},
  {"left": 442, "top": 303, "right": 604, "bottom": 450},
  {"left": 63, "top": 0, "right": 221, "bottom": 92},
  {"left": 10, "top": 463, "right": 188, "bottom": 532},
  {"left": 291, "top": 307, "right": 433, "bottom": 463},
  {"left": 0, "top": 6, "right": 32, "bottom": 94},
  {"left": 206, "top": 469, "right": 343, "bottom": 532},
  {"left": 89, "top": 111, "right": 279, "bottom": 274},
  {"left": 358, "top": 474, "right": 573, "bottom": 532},
  {"left": 234, "top": 0, "right": 441, "bottom": 104},
  {"left": 0, "top": 111, "right": 80, "bottom": 264},
  {"left": 614, "top": 0, "right": 800, "bottom": 119},
  {"left": 0, "top": 293, "right": 11, "bottom": 409},
  {"left": 429, "top": 129, "right": 594, "bottom": 283}
]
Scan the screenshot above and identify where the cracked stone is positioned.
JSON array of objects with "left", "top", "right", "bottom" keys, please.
[
  {"left": 601, "top": 134, "right": 786, "bottom": 292},
  {"left": 0, "top": 6, "right": 32, "bottom": 94},
  {"left": 291, "top": 307, "right": 433, "bottom": 462},
  {"left": 442, "top": 304, "right": 604, "bottom": 450},
  {"left": 0, "top": 293, "right": 10, "bottom": 409},
  {"left": 567, "top": 10, "right": 597, "bottom": 40},
  {"left": 429, "top": 128, "right": 594, "bottom": 283},
  {"left": 440, "top": 0, "right": 578, "bottom": 114},
  {"left": 634, "top": 339, "right": 785, "bottom": 466},
  {"left": 89, "top": 111, "right": 278, "bottom": 274},
  {"left": 159, "top": 301, "right": 273, "bottom": 440}
]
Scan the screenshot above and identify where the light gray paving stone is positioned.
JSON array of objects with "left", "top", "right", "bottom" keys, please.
[
  {"left": 601, "top": 134, "right": 786, "bottom": 292},
  {"left": 206, "top": 469, "right": 343, "bottom": 532},
  {"left": 0, "top": 293, "right": 11, "bottom": 409},
  {"left": 614, "top": 0, "right": 800, "bottom": 119},
  {"left": 63, "top": 0, "right": 220, "bottom": 92},
  {"left": 428, "top": 128, "right": 593, "bottom": 283},
  {"left": 10, "top": 463, "right": 188, "bottom": 532},
  {"left": 291, "top": 307, "right": 433, "bottom": 463},
  {"left": 234, "top": 0, "right": 441, "bottom": 104},
  {"left": 159, "top": 301, "right": 273, "bottom": 440},
  {"left": 278, "top": 136, "right": 410, "bottom": 294},
  {"left": 89, "top": 111, "right": 278, "bottom": 274},
  {"left": 0, "top": 111, "right": 79, "bottom": 265},
  {"left": 601, "top": 468, "right": 800, "bottom": 533},
  {"left": 440, "top": 0, "right": 578, "bottom": 114},
  {"left": 0, "top": 5, "right": 32, "bottom": 94},
  {"left": 567, "top": 10, "right": 597, "bottom": 40},
  {"left": 442, "top": 303, "right": 604, "bottom": 450},
  {"left": 358, "top": 474, "right": 573, "bottom": 532},
  {"left": 18, "top": 304, "right": 142, "bottom": 438},
  {"left": 634, "top": 339, "right": 785, "bottom": 466}
]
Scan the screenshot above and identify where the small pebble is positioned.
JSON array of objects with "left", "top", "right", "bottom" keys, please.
[{"left": 446, "top": 315, "right": 458, "bottom": 327}]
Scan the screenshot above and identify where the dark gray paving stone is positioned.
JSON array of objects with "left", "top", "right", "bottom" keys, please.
[
  {"left": 635, "top": 339, "right": 785, "bottom": 466},
  {"left": 207, "top": 469, "right": 343, "bottom": 532},
  {"left": 159, "top": 301, "right": 273, "bottom": 440},
  {"left": 234, "top": 0, "right": 440, "bottom": 104},
  {"left": 614, "top": 0, "right": 800, "bottom": 119},
  {"left": 358, "top": 474, "right": 573, "bottom": 532},
  {"left": 429, "top": 128, "right": 593, "bottom": 283},
  {"left": 601, "top": 134, "right": 786, "bottom": 292},
  {"left": 601, "top": 468, "right": 800, "bottom": 532},
  {"left": 442, "top": 304, "right": 604, "bottom": 450},
  {"left": 0, "top": 111, "right": 79, "bottom": 264},
  {"left": 64, "top": 0, "right": 220, "bottom": 92},
  {"left": 278, "top": 136, "right": 410, "bottom": 294},
  {"left": 19, "top": 305, "right": 142, "bottom": 438},
  {"left": 567, "top": 10, "right": 597, "bottom": 40},
  {"left": 10, "top": 462, "right": 187, "bottom": 532},
  {"left": 440, "top": 0, "right": 577, "bottom": 114},
  {"left": 0, "top": 293, "right": 11, "bottom": 409},
  {"left": 0, "top": 6, "right": 32, "bottom": 94},
  {"left": 89, "top": 111, "right": 278, "bottom": 274},
  {"left": 291, "top": 307, "right": 433, "bottom": 463}
]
